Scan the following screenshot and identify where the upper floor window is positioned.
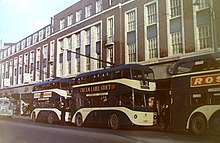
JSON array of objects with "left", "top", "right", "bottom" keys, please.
[
  {"left": 21, "top": 40, "right": 26, "bottom": 49},
  {"left": 76, "top": 33, "right": 81, "bottom": 47},
  {"left": 147, "top": 3, "right": 157, "bottom": 25},
  {"left": 96, "top": 0, "right": 103, "bottom": 13},
  {"left": 170, "top": 0, "right": 181, "bottom": 17},
  {"left": 67, "top": 14, "right": 73, "bottom": 26},
  {"left": 86, "top": 28, "right": 91, "bottom": 45},
  {"left": 96, "top": 24, "right": 101, "bottom": 41},
  {"left": 198, "top": 25, "right": 211, "bottom": 49},
  {"left": 33, "top": 33, "right": 38, "bottom": 44},
  {"left": 76, "top": 10, "right": 83, "bottom": 22},
  {"left": 68, "top": 36, "right": 73, "bottom": 49},
  {"left": 45, "top": 26, "right": 51, "bottom": 37},
  {"left": 60, "top": 18, "right": 65, "bottom": 30},
  {"left": 85, "top": 4, "right": 92, "bottom": 18},
  {"left": 39, "top": 30, "right": 44, "bottom": 41},
  {"left": 196, "top": 0, "right": 209, "bottom": 10},
  {"left": 27, "top": 37, "right": 32, "bottom": 46},
  {"left": 107, "top": 17, "right": 114, "bottom": 43},
  {"left": 109, "top": 0, "right": 112, "bottom": 6},
  {"left": 127, "top": 10, "right": 136, "bottom": 31},
  {"left": 148, "top": 38, "right": 158, "bottom": 59},
  {"left": 16, "top": 42, "right": 21, "bottom": 51},
  {"left": 171, "top": 32, "right": 183, "bottom": 54}
]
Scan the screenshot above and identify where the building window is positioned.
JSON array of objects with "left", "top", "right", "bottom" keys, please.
[
  {"left": 96, "top": 24, "right": 101, "bottom": 41},
  {"left": 171, "top": 32, "right": 183, "bottom": 54},
  {"left": 33, "top": 33, "right": 38, "bottom": 44},
  {"left": 60, "top": 18, "right": 65, "bottom": 30},
  {"left": 76, "top": 48, "right": 80, "bottom": 73},
  {"left": 106, "top": 47, "right": 113, "bottom": 65},
  {"left": 96, "top": 0, "right": 103, "bottom": 13},
  {"left": 107, "top": 17, "right": 114, "bottom": 43},
  {"left": 60, "top": 39, "right": 64, "bottom": 50},
  {"left": 147, "top": 3, "right": 157, "bottom": 25},
  {"left": 97, "top": 53, "right": 101, "bottom": 69},
  {"left": 128, "top": 43, "right": 136, "bottom": 62},
  {"left": 170, "top": 0, "right": 181, "bottom": 18},
  {"left": 50, "top": 41, "right": 55, "bottom": 61},
  {"left": 109, "top": 0, "right": 112, "bottom": 6},
  {"left": 86, "top": 28, "right": 91, "bottom": 45},
  {"left": 85, "top": 4, "right": 92, "bottom": 18},
  {"left": 68, "top": 36, "right": 72, "bottom": 49},
  {"left": 76, "top": 10, "right": 82, "bottom": 22},
  {"left": 76, "top": 33, "right": 81, "bottom": 47},
  {"left": 196, "top": 0, "right": 209, "bottom": 10},
  {"left": 21, "top": 40, "right": 26, "bottom": 49},
  {"left": 67, "top": 14, "right": 73, "bottom": 26},
  {"left": 127, "top": 10, "right": 136, "bottom": 32},
  {"left": 45, "top": 26, "right": 51, "bottom": 37},
  {"left": 148, "top": 38, "right": 158, "bottom": 59},
  {"left": 198, "top": 25, "right": 211, "bottom": 49},
  {"left": 16, "top": 42, "right": 21, "bottom": 51},
  {"left": 27, "top": 37, "right": 32, "bottom": 46},
  {"left": 39, "top": 30, "right": 44, "bottom": 41},
  {"left": 86, "top": 45, "right": 91, "bottom": 71}
]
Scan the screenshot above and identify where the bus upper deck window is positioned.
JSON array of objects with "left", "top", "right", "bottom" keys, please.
[
  {"left": 122, "top": 69, "right": 131, "bottom": 79},
  {"left": 176, "top": 62, "right": 192, "bottom": 74},
  {"left": 113, "top": 70, "right": 121, "bottom": 79},
  {"left": 132, "top": 69, "right": 142, "bottom": 79},
  {"left": 143, "top": 72, "right": 154, "bottom": 80},
  {"left": 192, "top": 60, "right": 208, "bottom": 72}
]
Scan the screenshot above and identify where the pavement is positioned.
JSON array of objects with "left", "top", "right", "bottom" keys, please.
[{"left": 12, "top": 115, "right": 30, "bottom": 120}]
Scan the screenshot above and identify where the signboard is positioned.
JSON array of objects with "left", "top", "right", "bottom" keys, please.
[{"left": 191, "top": 73, "right": 220, "bottom": 87}]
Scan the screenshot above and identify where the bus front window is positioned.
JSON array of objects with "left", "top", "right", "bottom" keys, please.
[
  {"left": 132, "top": 69, "right": 142, "bottom": 79},
  {"left": 134, "top": 94, "right": 156, "bottom": 110}
]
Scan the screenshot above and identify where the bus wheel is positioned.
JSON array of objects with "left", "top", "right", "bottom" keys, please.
[
  {"left": 75, "top": 113, "right": 83, "bottom": 127},
  {"left": 32, "top": 112, "right": 37, "bottom": 122},
  {"left": 108, "top": 114, "right": 119, "bottom": 130},
  {"left": 48, "top": 112, "right": 55, "bottom": 124},
  {"left": 190, "top": 115, "right": 206, "bottom": 135}
]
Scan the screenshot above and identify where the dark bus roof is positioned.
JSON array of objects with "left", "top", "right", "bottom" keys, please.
[
  {"left": 76, "top": 64, "right": 153, "bottom": 78},
  {"left": 34, "top": 77, "right": 75, "bottom": 87},
  {"left": 172, "top": 53, "right": 220, "bottom": 74}
]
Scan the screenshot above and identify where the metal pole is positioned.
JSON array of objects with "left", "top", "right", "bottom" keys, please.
[{"left": 66, "top": 49, "right": 115, "bottom": 66}]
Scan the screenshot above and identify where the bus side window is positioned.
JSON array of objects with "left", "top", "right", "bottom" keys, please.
[
  {"left": 192, "top": 60, "right": 208, "bottom": 72},
  {"left": 191, "top": 93, "right": 207, "bottom": 105},
  {"left": 176, "top": 62, "right": 192, "bottom": 74},
  {"left": 132, "top": 69, "right": 142, "bottom": 79},
  {"left": 103, "top": 72, "right": 111, "bottom": 80},
  {"left": 210, "top": 93, "right": 220, "bottom": 104},
  {"left": 122, "top": 69, "right": 131, "bottom": 79},
  {"left": 113, "top": 70, "right": 121, "bottom": 79}
]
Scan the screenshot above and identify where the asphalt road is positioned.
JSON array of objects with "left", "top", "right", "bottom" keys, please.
[{"left": 0, "top": 118, "right": 219, "bottom": 143}]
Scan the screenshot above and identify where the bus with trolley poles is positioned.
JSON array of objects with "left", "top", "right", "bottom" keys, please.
[
  {"left": 30, "top": 78, "right": 75, "bottom": 124},
  {"left": 70, "top": 64, "right": 158, "bottom": 129},
  {"left": 167, "top": 53, "right": 220, "bottom": 134},
  {"left": 0, "top": 97, "right": 13, "bottom": 118}
]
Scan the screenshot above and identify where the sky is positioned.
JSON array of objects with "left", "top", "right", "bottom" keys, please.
[{"left": 0, "top": 0, "right": 79, "bottom": 43}]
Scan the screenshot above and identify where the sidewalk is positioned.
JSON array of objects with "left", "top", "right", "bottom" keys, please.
[{"left": 12, "top": 115, "right": 30, "bottom": 120}]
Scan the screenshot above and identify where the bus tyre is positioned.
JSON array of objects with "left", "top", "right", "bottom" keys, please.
[
  {"left": 32, "top": 112, "right": 37, "bottom": 122},
  {"left": 48, "top": 112, "right": 55, "bottom": 124},
  {"left": 108, "top": 114, "right": 119, "bottom": 130},
  {"left": 190, "top": 115, "right": 206, "bottom": 135},
  {"left": 75, "top": 113, "right": 83, "bottom": 127}
]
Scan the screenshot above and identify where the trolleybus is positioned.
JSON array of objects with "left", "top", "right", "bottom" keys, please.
[
  {"left": 169, "top": 53, "right": 220, "bottom": 134},
  {"left": 30, "top": 78, "right": 74, "bottom": 124},
  {"left": 70, "top": 64, "right": 157, "bottom": 129}
]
